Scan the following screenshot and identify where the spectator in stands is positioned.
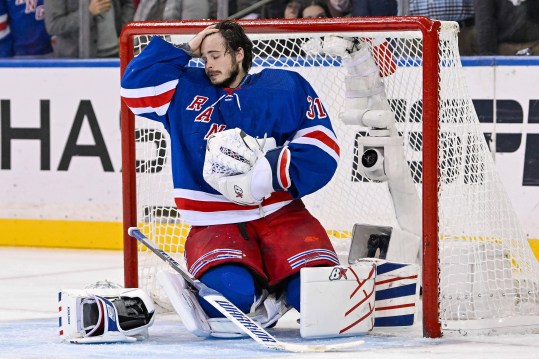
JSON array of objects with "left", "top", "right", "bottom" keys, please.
[
  {"left": 0, "top": 0, "right": 52, "bottom": 57},
  {"left": 45, "top": 0, "right": 134, "bottom": 58},
  {"left": 300, "top": 0, "right": 332, "bottom": 18},
  {"left": 252, "top": 0, "right": 306, "bottom": 58},
  {"left": 284, "top": 0, "right": 304, "bottom": 18},
  {"left": 266, "top": 0, "right": 305, "bottom": 19},
  {"left": 409, "top": 0, "right": 474, "bottom": 20},
  {"left": 474, "top": 0, "right": 539, "bottom": 55},
  {"left": 134, "top": 0, "right": 209, "bottom": 20},
  {"left": 326, "top": 0, "right": 348, "bottom": 16},
  {"left": 329, "top": 0, "right": 397, "bottom": 16},
  {"left": 407, "top": 0, "right": 475, "bottom": 55},
  {"left": 208, "top": 0, "right": 271, "bottom": 19},
  {"left": 163, "top": 0, "right": 209, "bottom": 19},
  {"left": 133, "top": 0, "right": 164, "bottom": 20}
]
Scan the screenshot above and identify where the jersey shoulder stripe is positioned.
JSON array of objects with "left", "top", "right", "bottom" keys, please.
[
  {"left": 121, "top": 79, "right": 178, "bottom": 116},
  {"left": 122, "top": 87, "right": 175, "bottom": 108},
  {"left": 290, "top": 125, "right": 340, "bottom": 162},
  {"left": 0, "top": 14, "right": 10, "bottom": 38},
  {"left": 303, "top": 130, "right": 341, "bottom": 156}
]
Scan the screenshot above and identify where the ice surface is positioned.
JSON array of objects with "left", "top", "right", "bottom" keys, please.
[{"left": 1, "top": 247, "right": 538, "bottom": 359}]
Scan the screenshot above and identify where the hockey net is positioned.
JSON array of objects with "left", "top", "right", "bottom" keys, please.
[{"left": 119, "top": 18, "right": 539, "bottom": 337}]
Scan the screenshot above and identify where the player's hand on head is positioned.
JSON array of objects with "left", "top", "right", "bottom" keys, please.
[{"left": 188, "top": 25, "right": 219, "bottom": 58}]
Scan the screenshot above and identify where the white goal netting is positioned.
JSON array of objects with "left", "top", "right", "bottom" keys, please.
[{"left": 122, "top": 19, "right": 539, "bottom": 336}]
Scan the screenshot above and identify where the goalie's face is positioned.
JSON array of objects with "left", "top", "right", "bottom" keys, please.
[{"left": 201, "top": 33, "right": 245, "bottom": 88}]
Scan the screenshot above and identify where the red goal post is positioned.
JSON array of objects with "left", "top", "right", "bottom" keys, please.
[{"left": 119, "top": 17, "right": 539, "bottom": 338}]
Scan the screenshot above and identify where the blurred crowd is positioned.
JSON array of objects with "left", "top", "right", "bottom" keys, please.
[{"left": 0, "top": 0, "right": 538, "bottom": 58}]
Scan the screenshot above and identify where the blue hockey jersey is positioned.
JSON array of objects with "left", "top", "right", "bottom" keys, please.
[
  {"left": 0, "top": 0, "right": 52, "bottom": 57},
  {"left": 121, "top": 36, "right": 340, "bottom": 225}
]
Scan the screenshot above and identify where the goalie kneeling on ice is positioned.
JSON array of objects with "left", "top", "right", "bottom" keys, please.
[
  {"left": 300, "top": 262, "right": 376, "bottom": 338},
  {"left": 58, "top": 286, "right": 156, "bottom": 343}
]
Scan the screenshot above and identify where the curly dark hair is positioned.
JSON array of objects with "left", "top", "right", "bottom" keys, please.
[{"left": 214, "top": 21, "right": 254, "bottom": 72}]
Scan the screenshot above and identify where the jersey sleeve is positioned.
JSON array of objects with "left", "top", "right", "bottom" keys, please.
[
  {"left": 0, "top": 1, "right": 13, "bottom": 57},
  {"left": 265, "top": 72, "right": 340, "bottom": 199},
  {"left": 120, "top": 36, "right": 192, "bottom": 123}
]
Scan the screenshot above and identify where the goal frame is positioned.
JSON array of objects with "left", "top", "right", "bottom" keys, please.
[{"left": 119, "top": 17, "right": 442, "bottom": 338}]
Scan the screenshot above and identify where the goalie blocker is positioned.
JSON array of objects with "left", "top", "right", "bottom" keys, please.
[{"left": 58, "top": 284, "right": 156, "bottom": 343}]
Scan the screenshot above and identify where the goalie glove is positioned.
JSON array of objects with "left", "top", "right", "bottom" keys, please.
[
  {"left": 203, "top": 128, "right": 276, "bottom": 205},
  {"left": 214, "top": 154, "right": 274, "bottom": 206},
  {"left": 204, "top": 128, "right": 268, "bottom": 177}
]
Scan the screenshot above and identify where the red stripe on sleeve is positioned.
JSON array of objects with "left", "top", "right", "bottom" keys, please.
[
  {"left": 303, "top": 131, "right": 340, "bottom": 156},
  {"left": 122, "top": 88, "right": 175, "bottom": 110},
  {"left": 278, "top": 148, "right": 291, "bottom": 189}
]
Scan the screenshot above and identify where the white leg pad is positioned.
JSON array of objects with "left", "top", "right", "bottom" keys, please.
[
  {"left": 299, "top": 263, "right": 376, "bottom": 338},
  {"left": 159, "top": 271, "right": 292, "bottom": 338},
  {"left": 158, "top": 271, "right": 247, "bottom": 338},
  {"left": 357, "top": 258, "right": 420, "bottom": 327},
  {"left": 156, "top": 271, "right": 211, "bottom": 338}
]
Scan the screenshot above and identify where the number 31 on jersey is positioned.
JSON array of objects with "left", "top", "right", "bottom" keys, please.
[{"left": 306, "top": 96, "right": 328, "bottom": 119}]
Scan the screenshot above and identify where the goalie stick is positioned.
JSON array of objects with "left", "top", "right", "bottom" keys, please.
[{"left": 128, "top": 227, "right": 365, "bottom": 353}]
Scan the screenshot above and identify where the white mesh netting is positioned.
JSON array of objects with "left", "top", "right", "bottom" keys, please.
[{"left": 125, "top": 21, "right": 539, "bottom": 334}]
